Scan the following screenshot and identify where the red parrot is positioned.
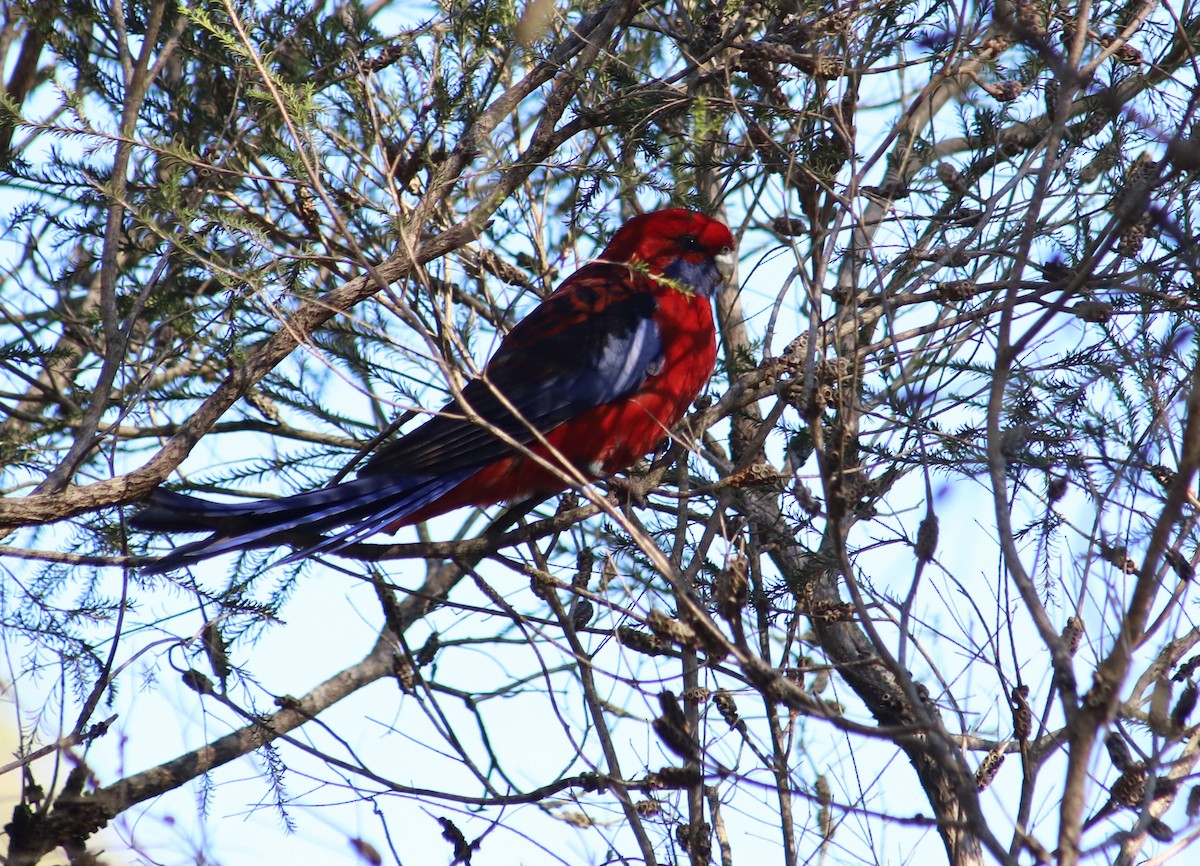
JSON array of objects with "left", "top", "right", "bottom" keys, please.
[{"left": 133, "top": 208, "right": 735, "bottom": 571}]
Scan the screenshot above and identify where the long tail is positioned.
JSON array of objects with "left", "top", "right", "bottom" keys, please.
[{"left": 132, "top": 469, "right": 474, "bottom": 572}]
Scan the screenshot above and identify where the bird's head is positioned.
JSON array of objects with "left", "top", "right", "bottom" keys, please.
[{"left": 601, "top": 208, "right": 736, "bottom": 298}]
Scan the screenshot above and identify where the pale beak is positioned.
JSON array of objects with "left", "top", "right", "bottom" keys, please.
[{"left": 715, "top": 247, "right": 736, "bottom": 288}]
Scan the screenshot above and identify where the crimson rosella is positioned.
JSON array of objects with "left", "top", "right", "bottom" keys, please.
[{"left": 133, "top": 208, "right": 736, "bottom": 571}]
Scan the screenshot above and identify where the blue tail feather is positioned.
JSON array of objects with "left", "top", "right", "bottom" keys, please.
[{"left": 134, "top": 469, "right": 475, "bottom": 572}]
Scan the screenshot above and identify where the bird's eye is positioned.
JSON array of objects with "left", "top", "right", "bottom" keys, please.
[{"left": 677, "top": 234, "right": 702, "bottom": 251}]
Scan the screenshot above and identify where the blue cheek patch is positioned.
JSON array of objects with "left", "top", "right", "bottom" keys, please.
[{"left": 663, "top": 258, "right": 721, "bottom": 297}]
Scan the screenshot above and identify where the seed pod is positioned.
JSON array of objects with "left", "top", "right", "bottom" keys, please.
[
  {"left": 653, "top": 691, "right": 700, "bottom": 761},
  {"left": 1173, "top": 654, "right": 1200, "bottom": 682},
  {"left": 1101, "top": 34, "right": 1143, "bottom": 66},
  {"left": 1061, "top": 616, "right": 1084, "bottom": 655},
  {"left": 600, "top": 556, "right": 618, "bottom": 591},
  {"left": 350, "top": 837, "right": 382, "bottom": 866},
  {"left": 810, "top": 669, "right": 830, "bottom": 696},
  {"left": 947, "top": 208, "right": 983, "bottom": 228},
  {"left": 773, "top": 215, "right": 807, "bottom": 237},
  {"left": 1117, "top": 222, "right": 1146, "bottom": 258},
  {"left": 915, "top": 679, "right": 932, "bottom": 705},
  {"left": 976, "top": 76, "right": 1024, "bottom": 101},
  {"left": 741, "top": 40, "right": 794, "bottom": 64},
  {"left": 1105, "top": 734, "right": 1133, "bottom": 772},
  {"left": 802, "top": 56, "right": 845, "bottom": 80},
  {"left": 1041, "top": 258, "right": 1072, "bottom": 283},
  {"left": 816, "top": 774, "right": 832, "bottom": 806},
  {"left": 1099, "top": 542, "right": 1137, "bottom": 574},
  {"left": 1072, "top": 300, "right": 1114, "bottom": 323},
  {"left": 1150, "top": 675, "right": 1172, "bottom": 733},
  {"left": 658, "top": 690, "right": 688, "bottom": 728},
  {"left": 993, "top": 80, "right": 1024, "bottom": 101},
  {"left": 781, "top": 665, "right": 807, "bottom": 687},
  {"left": 793, "top": 482, "right": 822, "bottom": 515},
  {"left": 1146, "top": 817, "right": 1174, "bottom": 842},
  {"left": 1171, "top": 681, "right": 1197, "bottom": 728},
  {"left": 392, "top": 653, "right": 416, "bottom": 694},
  {"left": 529, "top": 567, "right": 557, "bottom": 601},
  {"left": 657, "top": 710, "right": 700, "bottom": 758},
  {"left": 1110, "top": 764, "right": 1148, "bottom": 807},
  {"left": 676, "top": 821, "right": 713, "bottom": 859},
  {"left": 813, "top": 10, "right": 852, "bottom": 35},
  {"left": 725, "top": 463, "right": 780, "bottom": 489},
  {"left": 1001, "top": 424, "right": 1031, "bottom": 458},
  {"left": 415, "top": 631, "right": 440, "bottom": 666},
  {"left": 1018, "top": 0, "right": 1048, "bottom": 35},
  {"left": 1079, "top": 150, "right": 1115, "bottom": 183},
  {"left": 816, "top": 774, "right": 835, "bottom": 839},
  {"left": 1165, "top": 549, "right": 1195, "bottom": 583},
  {"left": 437, "top": 817, "right": 474, "bottom": 864},
  {"left": 1044, "top": 78, "right": 1060, "bottom": 118},
  {"left": 366, "top": 44, "right": 405, "bottom": 73},
  {"left": 716, "top": 555, "right": 750, "bottom": 621},
  {"left": 658, "top": 766, "right": 702, "bottom": 787},
  {"left": 572, "top": 599, "right": 594, "bottom": 630},
  {"left": 617, "top": 625, "right": 667, "bottom": 657},
  {"left": 915, "top": 513, "right": 939, "bottom": 563},
  {"left": 936, "top": 162, "right": 967, "bottom": 194},
  {"left": 202, "top": 621, "right": 230, "bottom": 684},
  {"left": 1125, "top": 152, "right": 1157, "bottom": 188},
  {"left": 714, "top": 689, "right": 739, "bottom": 727},
  {"left": 1011, "top": 685, "right": 1032, "bottom": 740},
  {"left": 647, "top": 608, "right": 700, "bottom": 650},
  {"left": 938, "top": 279, "right": 976, "bottom": 301},
  {"left": 574, "top": 549, "right": 594, "bottom": 589},
  {"left": 182, "top": 669, "right": 215, "bottom": 696},
  {"left": 1151, "top": 464, "right": 1176, "bottom": 488},
  {"left": 975, "top": 747, "right": 1007, "bottom": 790}
]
